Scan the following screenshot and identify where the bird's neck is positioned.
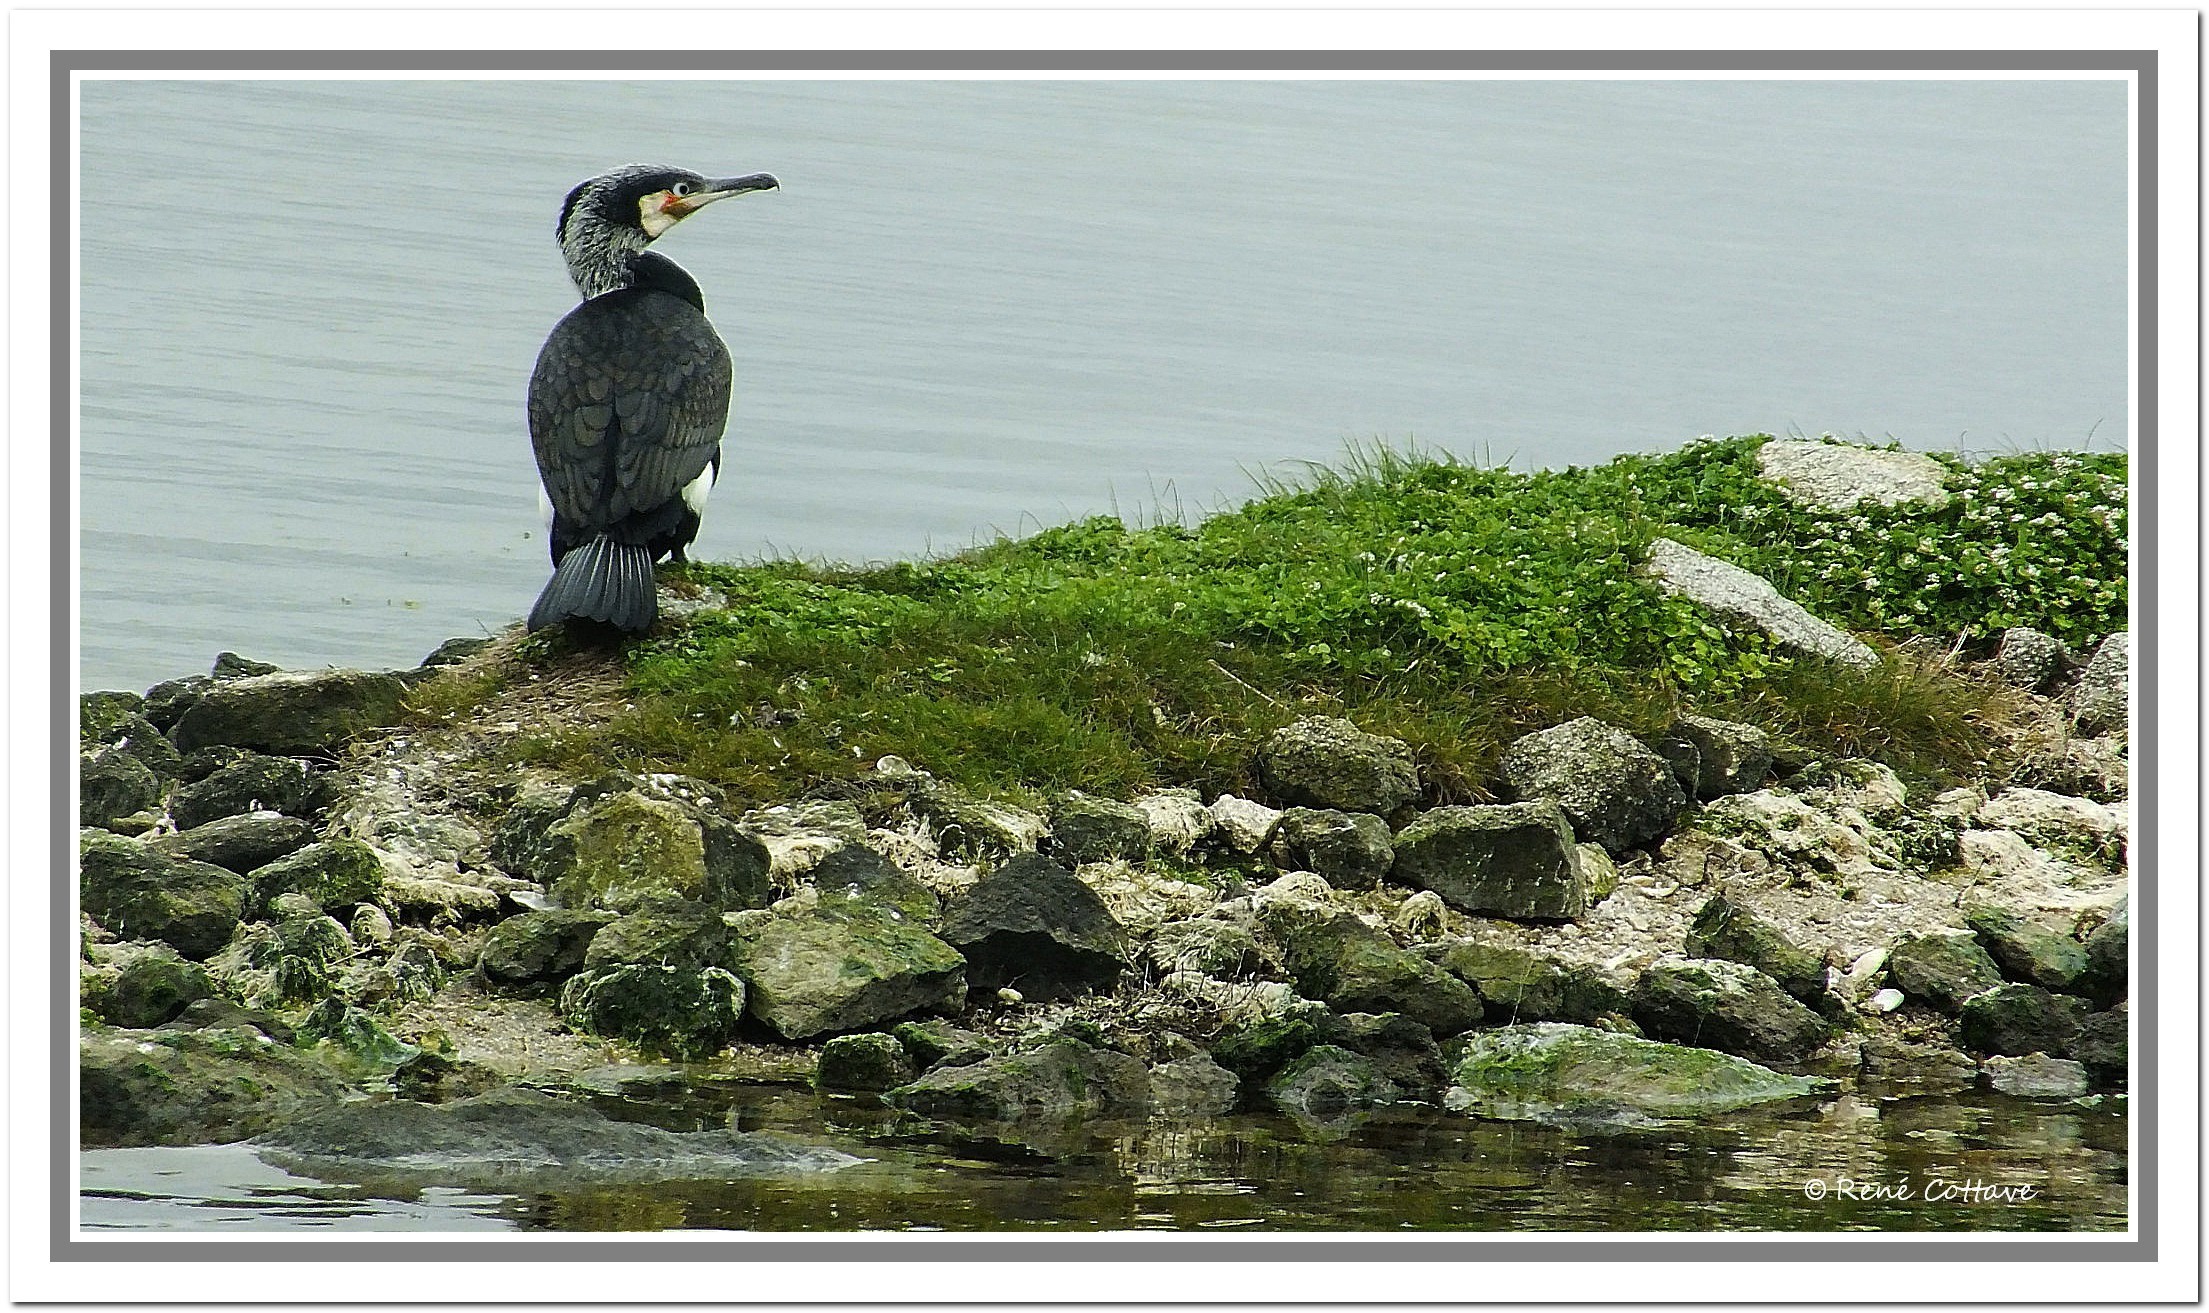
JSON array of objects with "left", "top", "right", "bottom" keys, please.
[{"left": 561, "top": 224, "right": 650, "bottom": 299}]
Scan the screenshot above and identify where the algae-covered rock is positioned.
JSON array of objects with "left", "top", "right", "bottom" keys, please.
[
  {"left": 1694, "top": 790, "right": 1870, "bottom": 875},
  {"left": 1445, "top": 1022, "right": 1829, "bottom": 1124},
  {"left": 79, "top": 1024, "right": 352, "bottom": 1148},
  {"left": 1885, "top": 932, "right": 2005, "bottom": 1014},
  {"left": 169, "top": 667, "right": 407, "bottom": 755},
  {"left": 477, "top": 909, "right": 617, "bottom": 985},
  {"left": 79, "top": 830, "right": 246, "bottom": 960},
  {"left": 1391, "top": 802, "right": 1586, "bottom": 920},
  {"left": 728, "top": 904, "right": 967, "bottom": 1040},
  {"left": 249, "top": 839, "right": 385, "bottom": 915},
  {"left": 1958, "top": 983, "right": 2086, "bottom": 1057},
  {"left": 206, "top": 908, "right": 354, "bottom": 1008},
  {"left": 807, "top": 844, "right": 940, "bottom": 922},
  {"left": 1262, "top": 908, "right": 1482, "bottom": 1038},
  {"left": 1684, "top": 894, "right": 1827, "bottom": 1004},
  {"left": 1148, "top": 1052, "right": 1239, "bottom": 1117},
  {"left": 1631, "top": 957, "right": 1829, "bottom": 1064},
  {"left": 1254, "top": 716, "right": 1420, "bottom": 817},
  {"left": 1268, "top": 808, "right": 1394, "bottom": 891},
  {"left": 885, "top": 1038, "right": 1148, "bottom": 1120},
  {"left": 169, "top": 752, "right": 320, "bottom": 829},
  {"left": 558, "top": 964, "right": 747, "bottom": 1058},
  {"left": 296, "top": 997, "right": 418, "bottom": 1074},
  {"left": 1430, "top": 939, "right": 1625, "bottom": 1024},
  {"left": 816, "top": 1033, "right": 917, "bottom": 1092},
  {"left": 2079, "top": 906, "right": 2128, "bottom": 1007},
  {"left": 1964, "top": 904, "right": 2091, "bottom": 993},
  {"left": 2069, "top": 1004, "right": 2127, "bottom": 1078},
  {"left": 80, "top": 747, "right": 163, "bottom": 831},
  {"left": 1331, "top": 1012, "right": 1448, "bottom": 1101},
  {"left": 140, "top": 675, "right": 214, "bottom": 730},
  {"left": 1664, "top": 714, "right": 1775, "bottom": 800},
  {"left": 939, "top": 853, "right": 1126, "bottom": 1002},
  {"left": 1208, "top": 990, "right": 1332, "bottom": 1084},
  {"left": 1266, "top": 1044, "right": 1401, "bottom": 1115},
  {"left": 80, "top": 689, "right": 146, "bottom": 745},
  {"left": 1046, "top": 791, "right": 1153, "bottom": 864},
  {"left": 538, "top": 788, "right": 772, "bottom": 914},
  {"left": 893, "top": 1019, "right": 992, "bottom": 1070},
  {"left": 80, "top": 940, "right": 213, "bottom": 1027},
  {"left": 149, "top": 812, "right": 317, "bottom": 875}
]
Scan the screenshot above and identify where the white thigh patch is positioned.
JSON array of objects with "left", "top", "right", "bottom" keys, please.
[
  {"left": 680, "top": 467, "right": 714, "bottom": 518},
  {"left": 537, "top": 484, "right": 553, "bottom": 531}
]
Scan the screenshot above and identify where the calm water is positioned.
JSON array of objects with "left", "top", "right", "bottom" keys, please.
[
  {"left": 81, "top": 1085, "right": 2127, "bottom": 1234},
  {"left": 76, "top": 79, "right": 2128, "bottom": 692}
]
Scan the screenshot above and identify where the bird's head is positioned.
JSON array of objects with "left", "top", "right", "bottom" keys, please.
[{"left": 556, "top": 164, "right": 779, "bottom": 296}]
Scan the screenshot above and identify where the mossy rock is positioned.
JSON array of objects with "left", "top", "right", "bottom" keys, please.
[
  {"left": 477, "top": 909, "right": 618, "bottom": 986},
  {"left": 1685, "top": 894, "right": 1827, "bottom": 1003},
  {"left": 1446, "top": 1022, "right": 1831, "bottom": 1124},
  {"left": 1885, "top": 932, "right": 2005, "bottom": 1014},
  {"left": 1431, "top": 939, "right": 1624, "bottom": 1023},
  {"left": 885, "top": 1038, "right": 1148, "bottom": 1120},
  {"left": 728, "top": 904, "right": 967, "bottom": 1040},
  {"left": 558, "top": 964, "right": 748, "bottom": 1059},
  {"left": 249, "top": 839, "right": 385, "bottom": 916},
  {"left": 81, "top": 747, "right": 163, "bottom": 831},
  {"left": 80, "top": 940, "right": 213, "bottom": 1028},
  {"left": 1265, "top": 1043, "right": 1401, "bottom": 1115},
  {"left": 79, "top": 1024, "right": 351, "bottom": 1148},
  {"left": 149, "top": 813, "right": 318, "bottom": 875},
  {"left": 816, "top": 1033, "right": 917, "bottom": 1092},
  {"left": 538, "top": 789, "right": 772, "bottom": 914},
  {"left": 1965, "top": 905, "right": 2091, "bottom": 993},
  {"left": 79, "top": 830, "right": 246, "bottom": 960},
  {"left": 170, "top": 668, "right": 408, "bottom": 755}
]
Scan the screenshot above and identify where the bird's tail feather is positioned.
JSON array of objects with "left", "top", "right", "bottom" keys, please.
[{"left": 527, "top": 536, "right": 657, "bottom": 633}]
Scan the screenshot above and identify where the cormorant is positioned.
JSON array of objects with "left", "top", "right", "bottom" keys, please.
[{"left": 525, "top": 163, "right": 778, "bottom": 633}]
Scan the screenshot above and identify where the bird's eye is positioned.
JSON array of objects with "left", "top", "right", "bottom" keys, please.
[{"left": 671, "top": 182, "right": 693, "bottom": 196}]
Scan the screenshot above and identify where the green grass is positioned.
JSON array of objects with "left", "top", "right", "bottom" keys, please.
[{"left": 489, "top": 435, "right": 2126, "bottom": 806}]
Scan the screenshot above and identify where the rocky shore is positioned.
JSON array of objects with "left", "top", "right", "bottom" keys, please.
[{"left": 76, "top": 440, "right": 2131, "bottom": 1181}]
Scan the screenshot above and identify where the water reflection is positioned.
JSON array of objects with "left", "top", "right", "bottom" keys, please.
[{"left": 82, "top": 1086, "right": 2126, "bottom": 1233}]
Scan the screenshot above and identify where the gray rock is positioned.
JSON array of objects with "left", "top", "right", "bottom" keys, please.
[
  {"left": 79, "top": 1025, "right": 351, "bottom": 1148},
  {"left": 2068, "top": 1003, "right": 2127, "bottom": 1077},
  {"left": 1205, "top": 793, "right": 1284, "bottom": 855},
  {"left": 907, "top": 782, "right": 1046, "bottom": 862},
  {"left": 139, "top": 675, "right": 214, "bottom": 730},
  {"left": 1046, "top": 792, "right": 1153, "bottom": 864},
  {"left": 558, "top": 963, "right": 747, "bottom": 1058},
  {"left": 885, "top": 1039, "right": 1149, "bottom": 1120},
  {"left": 1963, "top": 905, "right": 2091, "bottom": 993},
  {"left": 419, "top": 636, "right": 494, "bottom": 669},
  {"left": 1981, "top": 1053, "right": 2091, "bottom": 1099},
  {"left": 102, "top": 713, "right": 185, "bottom": 784},
  {"left": 1646, "top": 736, "right": 1700, "bottom": 801},
  {"left": 729, "top": 905, "right": 967, "bottom": 1040},
  {"left": 1266, "top": 1044, "right": 1400, "bottom": 1115},
  {"left": 487, "top": 780, "right": 577, "bottom": 878},
  {"left": 2070, "top": 631, "right": 2129, "bottom": 735},
  {"left": 939, "top": 853, "right": 1127, "bottom": 1001},
  {"left": 253, "top": 1087, "right": 858, "bottom": 1180},
  {"left": 1330, "top": 1012, "right": 1447, "bottom": 1100},
  {"left": 2079, "top": 904, "right": 2129, "bottom": 1006},
  {"left": 1632, "top": 957, "right": 1830, "bottom": 1064},
  {"left": 807, "top": 844, "right": 940, "bottom": 922},
  {"left": 1262, "top": 908, "right": 1482, "bottom": 1038},
  {"left": 1499, "top": 718, "right": 1686, "bottom": 853},
  {"left": 1685, "top": 894, "right": 1827, "bottom": 1004},
  {"left": 1642, "top": 537, "right": 1879, "bottom": 668},
  {"left": 1885, "top": 932, "right": 2006, "bottom": 1014},
  {"left": 1391, "top": 801, "right": 1586, "bottom": 919},
  {"left": 169, "top": 753, "right": 319, "bottom": 829},
  {"left": 80, "top": 690, "right": 147, "bottom": 745},
  {"left": 211, "top": 651, "right": 282, "bottom": 680},
  {"left": 170, "top": 668, "right": 409, "bottom": 755},
  {"left": 1145, "top": 918, "right": 1269, "bottom": 980},
  {"left": 1664, "top": 715, "right": 1774, "bottom": 800},
  {"left": 248, "top": 839, "right": 385, "bottom": 917},
  {"left": 1253, "top": 716, "right": 1420, "bottom": 817},
  {"left": 79, "top": 831, "right": 246, "bottom": 960},
  {"left": 583, "top": 903, "right": 735, "bottom": 973},
  {"left": 1991, "top": 627, "right": 2071, "bottom": 694},
  {"left": 1959, "top": 983, "right": 2086, "bottom": 1056},
  {"left": 80, "top": 940, "right": 213, "bottom": 1027},
  {"left": 1754, "top": 438, "right": 1953, "bottom": 509},
  {"left": 1133, "top": 789, "right": 1212, "bottom": 858},
  {"left": 1268, "top": 808, "right": 1393, "bottom": 890},
  {"left": 81, "top": 747, "right": 162, "bottom": 831},
  {"left": 1147, "top": 1052, "right": 1239, "bottom": 1117},
  {"left": 816, "top": 1033, "right": 918, "bottom": 1092},
  {"left": 1209, "top": 994, "right": 1334, "bottom": 1084},
  {"left": 476, "top": 909, "right": 618, "bottom": 985},
  {"left": 1431, "top": 939, "right": 1627, "bottom": 1024},
  {"left": 150, "top": 812, "right": 317, "bottom": 875},
  {"left": 1446, "top": 1022, "right": 1830, "bottom": 1124}
]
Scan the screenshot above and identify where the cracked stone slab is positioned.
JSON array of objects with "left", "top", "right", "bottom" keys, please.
[{"left": 1755, "top": 439, "right": 1953, "bottom": 510}]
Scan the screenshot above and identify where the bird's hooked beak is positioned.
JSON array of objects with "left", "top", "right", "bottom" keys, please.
[{"left": 665, "top": 172, "right": 780, "bottom": 220}]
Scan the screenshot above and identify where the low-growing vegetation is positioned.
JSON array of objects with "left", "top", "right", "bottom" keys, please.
[{"left": 468, "top": 435, "right": 2124, "bottom": 805}]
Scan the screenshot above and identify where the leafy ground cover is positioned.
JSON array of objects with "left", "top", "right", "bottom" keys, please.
[{"left": 453, "top": 435, "right": 2126, "bottom": 807}]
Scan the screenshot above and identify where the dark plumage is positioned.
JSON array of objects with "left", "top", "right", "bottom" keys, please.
[{"left": 526, "top": 164, "right": 778, "bottom": 633}]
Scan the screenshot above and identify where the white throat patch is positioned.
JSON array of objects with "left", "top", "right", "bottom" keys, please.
[{"left": 638, "top": 191, "right": 679, "bottom": 239}]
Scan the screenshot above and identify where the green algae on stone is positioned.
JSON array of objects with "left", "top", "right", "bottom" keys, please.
[
  {"left": 1446, "top": 1022, "right": 1831, "bottom": 1125},
  {"left": 728, "top": 904, "right": 967, "bottom": 1041}
]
